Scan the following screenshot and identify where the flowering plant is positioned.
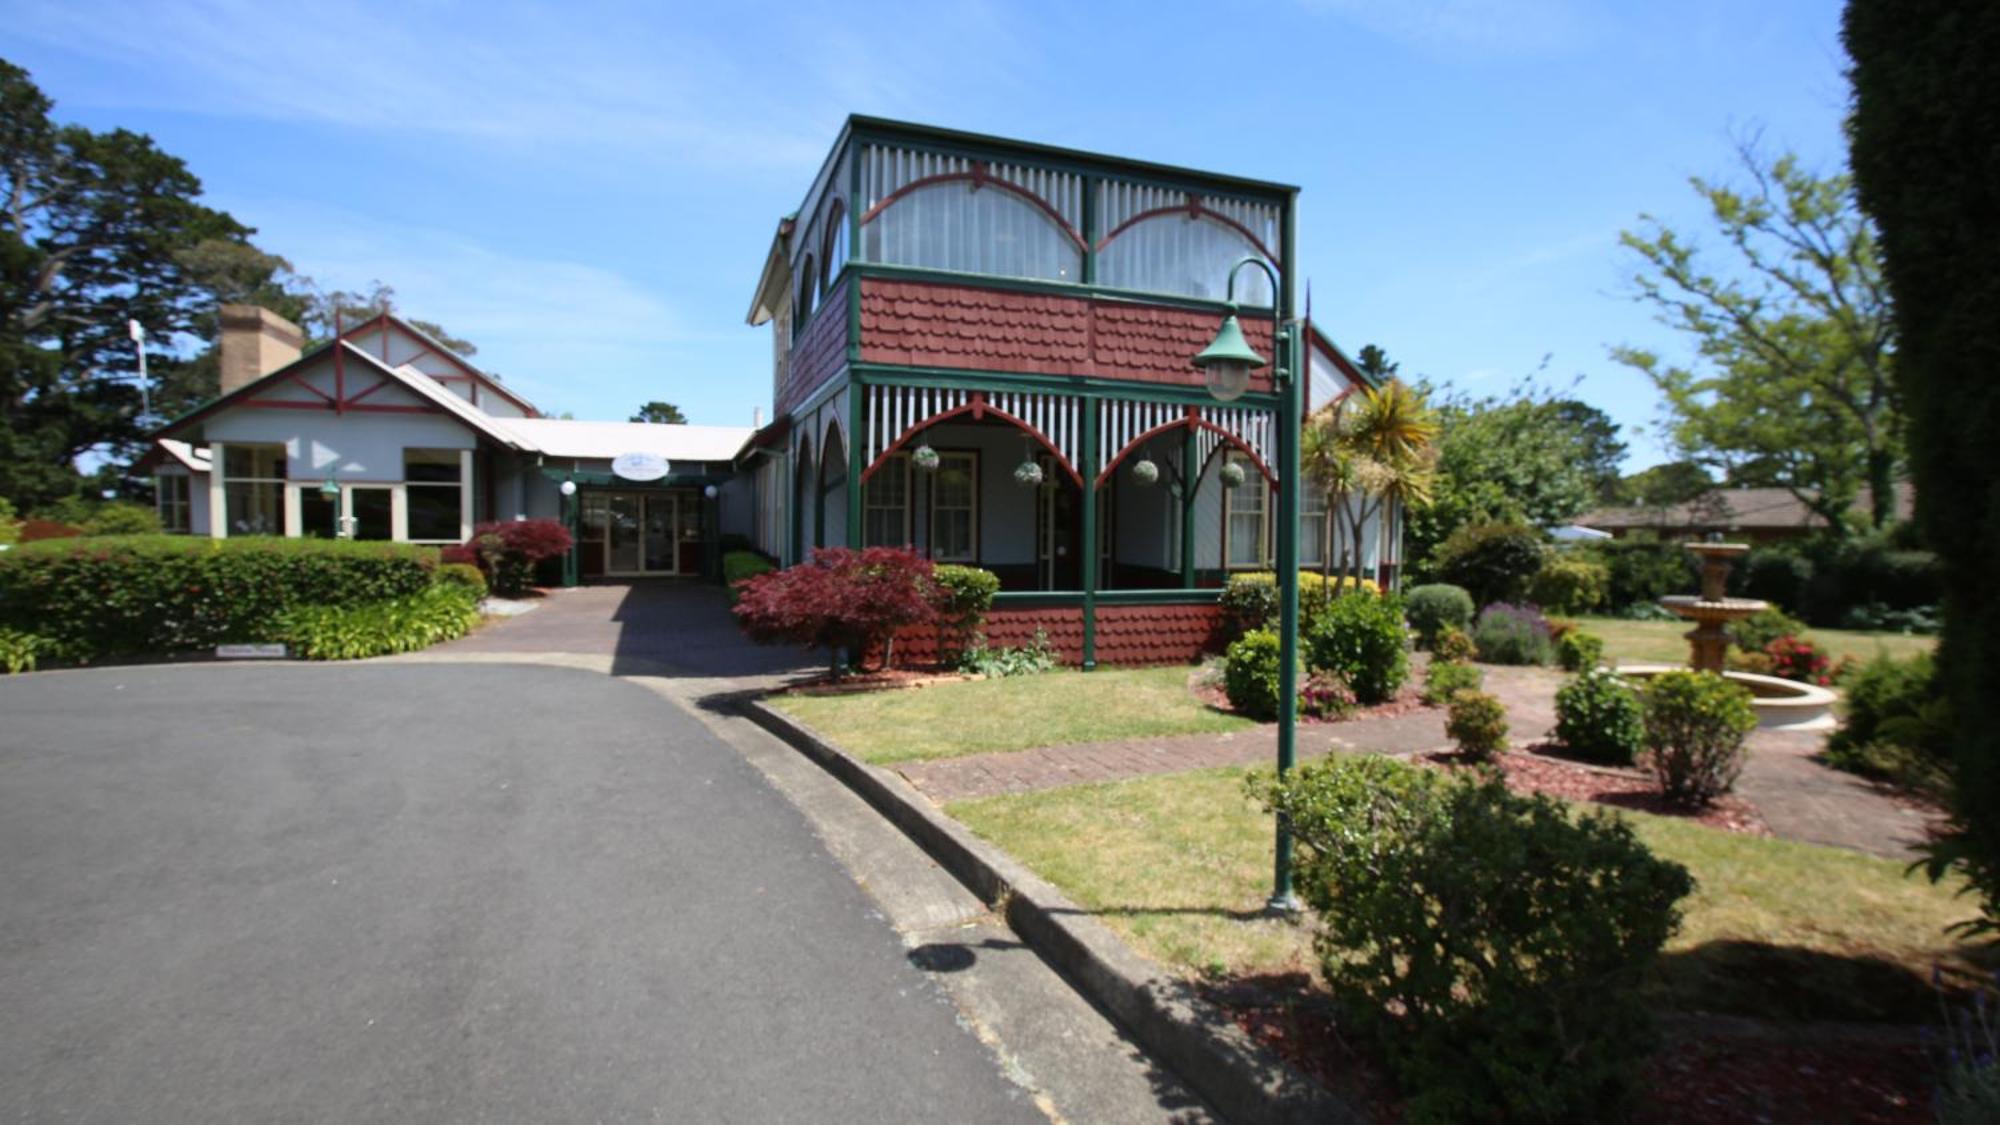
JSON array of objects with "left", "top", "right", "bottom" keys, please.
[{"left": 1763, "top": 634, "right": 1834, "bottom": 685}]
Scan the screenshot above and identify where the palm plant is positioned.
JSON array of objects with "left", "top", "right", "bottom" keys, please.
[{"left": 1301, "top": 380, "right": 1437, "bottom": 588}]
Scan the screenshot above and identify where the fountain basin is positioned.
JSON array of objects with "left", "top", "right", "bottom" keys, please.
[{"left": 1614, "top": 664, "right": 1838, "bottom": 733}]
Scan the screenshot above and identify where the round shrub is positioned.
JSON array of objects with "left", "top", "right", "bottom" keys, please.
[
  {"left": 435, "top": 562, "right": 488, "bottom": 598},
  {"left": 1423, "top": 658, "right": 1484, "bottom": 706},
  {"left": 1405, "top": 583, "right": 1475, "bottom": 648},
  {"left": 1555, "top": 669, "right": 1645, "bottom": 765},
  {"left": 1433, "top": 625, "right": 1476, "bottom": 664},
  {"left": 1256, "top": 757, "right": 1693, "bottom": 1123},
  {"left": 1224, "top": 629, "right": 1294, "bottom": 720},
  {"left": 1641, "top": 670, "right": 1757, "bottom": 808},
  {"left": 1728, "top": 605, "right": 1808, "bottom": 653},
  {"left": 1447, "top": 690, "right": 1510, "bottom": 760},
  {"left": 1304, "top": 591, "right": 1409, "bottom": 705},
  {"left": 1529, "top": 555, "right": 1610, "bottom": 614},
  {"left": 1472, "top": 602, "right": 1554, "bottom": 666},
  {"left": 1555, "top": 629, "right": 1605, "bottom": 673},
  {"left": 929, "top": 563, "right": 999, "bottom": 661},
  {"left": 1436, "top": 522, "right": 1547, "bottom": 607}
]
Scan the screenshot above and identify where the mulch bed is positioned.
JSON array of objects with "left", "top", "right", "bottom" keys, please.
[
  {"left": 1415, "top": 746, "right": 1773, "bottom": 836},
  {"left": 1189, "top": 673, "right": 1432, "bottom": 725},
  {"left": 776, "top": 667, "right": 978, "bottom": 696},
  {"left": 1209, "top": 975, "right": 1932, "bottom": 1123}
]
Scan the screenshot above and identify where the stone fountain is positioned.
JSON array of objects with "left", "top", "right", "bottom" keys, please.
[{"left": 1616, "top": 541, "right": 1838, "bottom": 732}]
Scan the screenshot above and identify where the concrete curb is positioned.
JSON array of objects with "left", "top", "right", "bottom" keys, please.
[{"left": 741, "top": 699, "right": 1363, "bottom": 1125}]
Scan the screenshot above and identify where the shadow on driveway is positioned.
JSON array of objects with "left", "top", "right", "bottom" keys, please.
[{"left": 437, "top": 581, "right": 818, "bottom": 681}]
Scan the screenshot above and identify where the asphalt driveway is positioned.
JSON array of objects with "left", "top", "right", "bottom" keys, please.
[{"left": 0, "top": 663, "right": 1041, "bottom": 1123}]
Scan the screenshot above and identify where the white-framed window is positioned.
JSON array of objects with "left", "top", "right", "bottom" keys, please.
[
  {"left": 822, "top": 202, "right": 849, "bottom": 295},
  {"left": 156, "top": 474, "right": 191, "bottom": 534},
  {"left": 864, "top": 453, "right": 911, "bottom": 548},
  {"left": 404, "top": 448, "right": 467, "bottom": 542},
  {"left": 792, "top": 255, "right": 817, "bottom": 342},
  {"left": 1222, "top": 452, "right": 1269, "bottom": 570},
  {"left": 1300, "top": 488, "right": 1329, "bottom": 569},
  {"left": 861, "top": 181, "right": 1080, "bottom": 283},
  {"left": 930, "top": 451, "right": 978, "bottom": 562},
  {"left": 222, "top": 443, "right": 285, "bottom": 536}
]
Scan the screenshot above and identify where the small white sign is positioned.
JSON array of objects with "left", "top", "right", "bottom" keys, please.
[
  {"left": 611, "top": 451, "right": 670, "bottom": 482},
  {"left": 216, "top": 643, "right": 288, "bottom": 659}
]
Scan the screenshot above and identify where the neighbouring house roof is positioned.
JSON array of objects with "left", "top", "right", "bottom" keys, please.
[
  {"left": 1579, "top": 483, "right": 1915, "bottom": 532},
  {"left": 499, "top": 419, "right": 756, "bottom": 463}
]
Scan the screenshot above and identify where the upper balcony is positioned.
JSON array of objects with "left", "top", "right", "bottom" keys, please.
[{"left": 750, "top": 117, "right": 1299, "bottom": 412}]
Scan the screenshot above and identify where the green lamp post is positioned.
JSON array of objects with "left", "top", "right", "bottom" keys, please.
[
  {"left": 558, "top": 478, "right": 579, "bottom": 587},
  {"left": 319, "top": 475, "right": 343, "bottom": 539},
  {"left": 1192, "top": 258, "right": 1301, "bottom": 915}
]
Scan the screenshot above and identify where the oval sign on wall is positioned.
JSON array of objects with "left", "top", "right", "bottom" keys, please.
[{"left": 611, "top": 451, "right": 670, "bottom": 482}]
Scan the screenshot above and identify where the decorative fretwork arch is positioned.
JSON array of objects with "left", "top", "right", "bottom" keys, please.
[
  {"left": 860, "top": 386, "right": 1084, "bottom": 487},
  {"left": 1094, "top": 400, "right": 1277, "bottom": 489}
]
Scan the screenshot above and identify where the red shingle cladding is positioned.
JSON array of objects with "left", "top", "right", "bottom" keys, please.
[
  {"left": 889, "top": 602, "right": 1224, "bottom": 669},
  {"left": 860, "top": 278, "right": 1275, "bottom": 393},
  {"left": 778, "top": 277, "right": 850, "bottom": 416}
]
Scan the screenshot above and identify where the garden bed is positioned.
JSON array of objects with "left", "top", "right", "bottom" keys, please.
[{"left": 1415, "top": 746, "right": 1772, "bottom": 836}]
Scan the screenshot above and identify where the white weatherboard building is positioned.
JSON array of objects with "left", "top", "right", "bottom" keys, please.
[{"left": 146, "top": 306, "right": 755, "bottom": 581}]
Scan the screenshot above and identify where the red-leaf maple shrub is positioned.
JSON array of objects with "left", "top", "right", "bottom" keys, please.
[
  {"left": 732, "top": 547, "right": 937, "bottom": 673},
  {"left": 462, "top": 518, "right": 572, "bottom": 597}
]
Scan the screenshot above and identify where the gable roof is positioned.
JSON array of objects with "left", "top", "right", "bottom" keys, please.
[
  {"left": 152, "top": 339, "right": 530, "bottom": 451},
  {"left": 334, "top": 312, "right": 541, "bottom": 417}
]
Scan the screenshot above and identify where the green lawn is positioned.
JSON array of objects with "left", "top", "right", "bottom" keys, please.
[
  {"left": 768, "top": 665, "right": 1253, "bottom": 765},
  {"left": 1573, "top": 614, "right": 1936, "bottom": 666},
  {"left": 951, "top": 765, "right": 1984, "bottom": 1020}
]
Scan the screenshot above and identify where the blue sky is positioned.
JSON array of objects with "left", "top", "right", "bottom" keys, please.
[{"left": 12, "top": 0, "right": 1853, "bottom": 470}]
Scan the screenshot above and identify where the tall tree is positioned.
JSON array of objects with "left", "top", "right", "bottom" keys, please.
[
  {"left": 1846, "top": 0, "right": 2000, "bottom": 934},
  {"left": 630, "top": 401, "right": 687, "bottom": 425},
  {"left": 1, "top": 59, "right": 256, "bottom": 507},
  {"left": 302, "top": 281, "right": 474, "bottom": 356},
  {"left": 1403, "top": 381, "right": 1625, "bottom": 575},
  {"left": 1614, "top": 143, "right": 1898, "bottom": 534},
  {"left": 1354, "top": 344, "right": 1399, "bottom": 383}
]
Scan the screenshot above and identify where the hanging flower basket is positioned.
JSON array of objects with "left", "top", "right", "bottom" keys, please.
[
  {"left": 1013, "top": 460, "right": 1045, "bottom": 488},
  {"left": 1219, "top": 461, "right": 1247, "bottom": 490},
  {"left": 911, "top": 444, "right": 940, "bottom": 471},
  {"left": 1131, "top": 458, "right": 1159, "bottom": 486}
]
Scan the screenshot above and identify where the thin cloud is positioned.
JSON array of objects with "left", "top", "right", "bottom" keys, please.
[{"left": 229, "top": 199, "right": 706, "bottom": 407}]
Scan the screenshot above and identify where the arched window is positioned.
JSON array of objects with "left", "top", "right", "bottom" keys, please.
[
  {"left": 861, "top": 180, "right": 1081, "bottom": 282},
  {"left": 1097, "top": 213, "right": 1273, "bottom": 305},
  {"left": 821, "top": 201, "right": 849, "bottom": 295},
  {"left": 792, "top": 254, "right": 817, "bottom": 343}
]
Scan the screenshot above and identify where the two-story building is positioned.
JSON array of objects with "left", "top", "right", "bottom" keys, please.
[{"left": 733, "top": 117, "right": 1396, "bottom": 667}]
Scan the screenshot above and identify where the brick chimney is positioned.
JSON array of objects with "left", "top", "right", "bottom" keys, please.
[{"left": 218, "top": 304, "right": 304, "bottom": 396}]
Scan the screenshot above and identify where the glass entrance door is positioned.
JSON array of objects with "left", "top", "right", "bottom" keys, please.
[{"left": 603, "top": 492, "right": 681, "bottom": 575}]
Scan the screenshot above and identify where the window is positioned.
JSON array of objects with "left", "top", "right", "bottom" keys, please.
[
  {"left": 1097, "top": 215, "right": 1273, "bottom": 305},
  {"left": 792, "top": 255, "right": 817, "bottom": 343},
  {"left": 861, "top": 180, "right": 1080, "bottom": 282},
  {"left": 298, "top": 487, "right": 338, "bottom": 538},
  {"left": 1300, "top": 488, "right": 1328, "bottom": 569},
  {"left": 222, "top": 443, "right": 284, "bottom": 536},
  {"left": 156, "top": 474, "right": 191, "bottom": 534},
  {"left": 864, "top": 454, "right": 911, "bottom": 547},
  {"left": 822, "top": 201, "right": 849, "bottom": 295},
  {"left": 404, "top": 448, "right": 465, "bottom": 542},
  {"left": 1222, "top": 453, "right": 1268, "bottom": 569},
  {"left": 930, "top": 451, "right": 978, "bottom": 562}
]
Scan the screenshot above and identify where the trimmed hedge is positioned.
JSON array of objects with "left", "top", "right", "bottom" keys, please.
[
  {"left": 1304, "top": 590, "right": 1410, "bottom": 705},
  {"left": 1221, "top": 570, "right": 1380, "bottom": 639},
  {"left": 272, "top": 585, "right": 482, "bottom": 660},
  {"left": 0, "top": 535, "right": 438, "bottom": 660},
  {"left": 1405, "top": 583, "right": 1474, "bottom": 648}
]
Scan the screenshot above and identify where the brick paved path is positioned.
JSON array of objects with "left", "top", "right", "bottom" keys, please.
[{"left": 897, "top": 662, "right": 1936, "bottom": 861}]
